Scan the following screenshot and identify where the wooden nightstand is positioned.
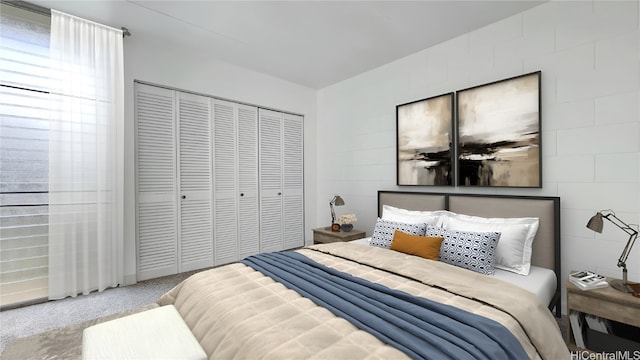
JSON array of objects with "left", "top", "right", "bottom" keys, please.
[
  {"left": 312, "top": 227, "right": 366, "bottom": 244},
  {"left": 566, "top": 276, "right": 640, "bottom": 351}
]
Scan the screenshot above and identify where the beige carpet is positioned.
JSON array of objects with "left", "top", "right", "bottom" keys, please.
[
  {"left": 1, "top": 304, "right": 157, "bottom": 360},
  {"left": 0, "top": 269, "right": 200, "bottom": 357}
]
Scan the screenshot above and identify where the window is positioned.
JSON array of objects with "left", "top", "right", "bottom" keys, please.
[{"left": 0, "top": 2, "right": 51, "bottom": 307}]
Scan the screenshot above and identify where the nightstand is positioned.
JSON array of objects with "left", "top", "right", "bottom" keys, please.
[
  {"left": 566, "top": 276, "right": 640, "bottom": 351},
  {"left": 312, "top": 227, "right": 366, "bottom": 244}
]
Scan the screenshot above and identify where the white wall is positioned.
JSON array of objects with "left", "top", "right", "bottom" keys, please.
[
  {"left": 316, "top": 0, "right": 640, "bottom": 312},
  {"left": 122, "top": 35, "right": 318, "bottom": 284}
]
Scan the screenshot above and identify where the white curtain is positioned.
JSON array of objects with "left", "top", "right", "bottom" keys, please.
[{"left": 48, "top": 10, "right": 124, "bottom": 299}]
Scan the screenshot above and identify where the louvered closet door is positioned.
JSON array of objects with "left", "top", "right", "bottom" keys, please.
[
  {"left": 213, "top": 99, "right": 238, "bottom": 265},
  {"left": 259, "top": 109, "right": 283, "bottom": 253},
  {"left": 237, "top": 104, "right": 259, "bottom": 259},
  {"left": 282, "top": 113, "right": 304, "bottom": 249},
  {"left": 178, "top": 92, "right": 213, "bottom": 272},
  {"left": 135, "top": 83, "right": 178, "bottom": 281},
  {"left": 213, "top": 101, "right": 259, "bottom": 264}
]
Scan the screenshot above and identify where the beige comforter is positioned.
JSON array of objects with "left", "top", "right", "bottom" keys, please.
[{"left": 159, "top": 242, "right": 569, "bottom": 359}]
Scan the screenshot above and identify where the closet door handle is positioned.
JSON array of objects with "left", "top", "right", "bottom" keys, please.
[
  {"left": 240, "top": 193, "right": 244, "bottom": 197},
  {"left": 181, "top": 195, "right": 186, "bottom": 199},
  {"left": 278, "top": 192, "right": 282, "bottom": 195}
]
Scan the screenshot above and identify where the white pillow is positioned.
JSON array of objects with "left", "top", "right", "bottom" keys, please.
[
  {"left": 441, "top": 214, "right": 539, "bottom": 275},
  {"left": 381, "top": 204, "right": 451, "bottom": 225}
]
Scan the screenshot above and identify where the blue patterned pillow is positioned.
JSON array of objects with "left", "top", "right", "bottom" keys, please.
[
  {"left": 426, "top": 224, "right": 501, "bottom": 275},
  {"left": 369, "top": 218, "right": 427, "bottom": 249}
]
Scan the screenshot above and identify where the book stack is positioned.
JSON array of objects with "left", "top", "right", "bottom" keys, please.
[
  {"left": 570, "top": 311, "right": 640, "bottom": 352},
  {"left": 569, "top": 271, "right": 608, "bottom": 291},
  {"left": 570, "top": 312, "right": 615, "bottom": 350}
]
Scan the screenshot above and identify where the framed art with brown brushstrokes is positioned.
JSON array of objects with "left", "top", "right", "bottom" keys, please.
[
  {"left": 456, "top": 71, "right": 541, "bottom": 188},
  {"left": 396, "top": 92, "right": 454, "bottom": 186}
]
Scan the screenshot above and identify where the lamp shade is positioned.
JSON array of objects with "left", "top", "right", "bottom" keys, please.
[
  {"left": 586, "top": 212, "right": 604, "bottom": 233},
  {"left": 332, "top": 195, "right": 345, "bottom": 206}
]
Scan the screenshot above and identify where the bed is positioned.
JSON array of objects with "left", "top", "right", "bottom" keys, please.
[
  {"left": 150, "top": 191, "right": 567, "bottom": 359},
  {"left": 374, "top": 191, "right": 561, "bottom": 315}
]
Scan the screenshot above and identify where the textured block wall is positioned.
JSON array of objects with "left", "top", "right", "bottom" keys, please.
[{"left": 316, "top": 0, "right": 640, "bottom": 312}]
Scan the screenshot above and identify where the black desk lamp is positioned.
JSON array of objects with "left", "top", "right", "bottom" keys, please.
[
  {"left": 586, "top": 210, "right": 638, "bottom": 293},
  {"left": 330, "top": 195, "right": 345, "bottom": 231}
]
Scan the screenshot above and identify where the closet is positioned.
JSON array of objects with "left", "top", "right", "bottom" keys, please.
[
  {"left": 259, "top": 109, "right": 304, "bottom": 253},
  {"left": 212, "top": 99, "right": 260, "bottom": 265},
  {"left": 135, "top": 84, "right": 214, "bottom": 280},
  {"left": 135, "top": 83, "right": 304, "bottom": 281}
]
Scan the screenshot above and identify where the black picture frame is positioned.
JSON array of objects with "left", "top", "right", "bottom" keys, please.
[
  {"left": 396, "top": 92, "right": 454, "bottom": 186},
  {"left": 456, "top": 71, "right": 541, "bottom": 188}
]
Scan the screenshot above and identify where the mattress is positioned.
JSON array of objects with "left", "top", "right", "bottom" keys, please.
[
  {"left": 494, "top": 266, "right": 556, "bottom": 306},
  {"left": 350, "top": 237, "right": 557, "bottom": 305}
]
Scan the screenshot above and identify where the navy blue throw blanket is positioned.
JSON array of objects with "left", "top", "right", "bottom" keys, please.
[{"left": 241, "top": 251, "right": 528, "bottom": 360}]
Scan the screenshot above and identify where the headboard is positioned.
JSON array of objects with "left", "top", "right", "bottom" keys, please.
[{"left": 377, "top": 191, "right": 561, "bottom": 316}]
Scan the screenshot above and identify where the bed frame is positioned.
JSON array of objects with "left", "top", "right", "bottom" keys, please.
[{"left": 377, "top": 191, "right": 561, "bottom": 317}]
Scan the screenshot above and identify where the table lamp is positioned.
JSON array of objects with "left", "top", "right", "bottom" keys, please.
[
  {"left": 330, "top": 195, "right": 345, "bottom": 232},
  {"left": 586, "top": 210, "right": 638, "bottom": 293}
]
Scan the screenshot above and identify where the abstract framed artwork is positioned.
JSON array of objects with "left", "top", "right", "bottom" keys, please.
[
  {"left": 456, "top": 71, "right": 541, "bottom": 188},
  {"left": 396, "top": 92, "right": 454, "bottom": 186}
]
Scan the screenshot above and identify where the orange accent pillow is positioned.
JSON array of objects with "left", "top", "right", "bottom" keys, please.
[{"left": 390, "top": 230, "right": 444, "bottom": 261}]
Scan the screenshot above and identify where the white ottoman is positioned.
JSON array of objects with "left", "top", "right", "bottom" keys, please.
[{"left": 82, "top": 305, "right": 207, "bottom": 360}]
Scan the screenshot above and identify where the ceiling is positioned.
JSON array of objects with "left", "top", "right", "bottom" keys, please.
[{"left": 31, "top": 0, "right": 545, "bottom": 89}]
